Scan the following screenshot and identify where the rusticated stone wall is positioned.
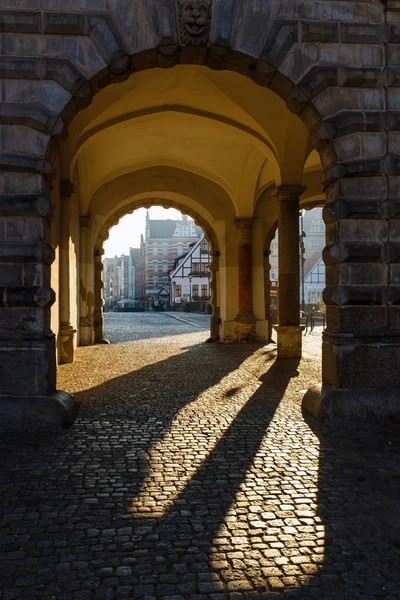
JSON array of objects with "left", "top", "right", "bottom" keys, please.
[{"left": 2, "top": 0, "right": 400, "bottom": 428}]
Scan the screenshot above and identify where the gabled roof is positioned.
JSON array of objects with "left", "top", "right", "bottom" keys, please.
[
  {"left": 304, "top": 257, "right": 325, "bottom": 282},
  {"left": 148, "top": 219, "right": 202, "bottom": 239},
  {"left": 169, "top": 234, "right": 205, "bottom": 278}
]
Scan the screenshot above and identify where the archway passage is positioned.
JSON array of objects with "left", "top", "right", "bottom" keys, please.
[
  {"left": 0, "top": 0, "right": 397, "bottom": 430},
  {"left": 93, "top": 206, "right": 215, "bottom": 351},
  {"left": 57, "top": 64, "right": 320, "bottom": 370}
]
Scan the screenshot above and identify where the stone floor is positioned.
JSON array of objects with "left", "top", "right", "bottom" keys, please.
[{"left": 1, "top": 313, "right": 400, "bottom": 600}]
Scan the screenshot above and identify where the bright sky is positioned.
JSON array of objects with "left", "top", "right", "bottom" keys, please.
[{"left": 103, "top": 206, "right": 183, "bottom": 257}]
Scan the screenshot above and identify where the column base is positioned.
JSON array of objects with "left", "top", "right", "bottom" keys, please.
[
  {"left": 303, "top": 384, "right": 400, "bottom": 423},
  {"left": 79, "top": 317, "right": 93, "bottom": 346},
  {"left": 236, "top": 313, "right": 257, "bottom": 343},
  {"left": 59, "top": 323, "right": 77, "bottom": 364},
  {"left": 0, "top": 390, "right": 77, "bottom": 433},
  {"left": 274, "top": 325, "right": 305, "bottom": 358}
]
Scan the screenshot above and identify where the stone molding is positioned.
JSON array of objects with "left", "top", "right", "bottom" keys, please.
[
  {"left": 80, "top": 216, "right": 89, "bottom": 228},
  {"left": 60, "top": 180, "right": 75, "bottom": 197},
  {"left": 274, "top": 186, "right": 306, "bottom": 202},
  {"left": 236, "top": 218, "right": 254, "bottom": 244}
]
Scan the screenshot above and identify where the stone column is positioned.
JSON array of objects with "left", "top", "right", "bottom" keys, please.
[
  {"left": 209, "top": 252, "right": 220, "bottom": 341},
  {"left": 59, "top": 180, "right": 76, "bottom": 364},
  {"left": 79, "top": 217, "right": 94, "bottom": 346},
  {"left": 264, "top": 249, "right": 273, "bottom": 342},
  {"left": 274, "top": 186, "right": 305, "bottom": 358},
  {"left": 0, "top": 172, "right": 76, "bottom": 432},
  {"left": 94, "top": 247, "right": 110, "bottom": 344},
  {"left": 236, "top": 218, "right": 256, "bottom": 342}
]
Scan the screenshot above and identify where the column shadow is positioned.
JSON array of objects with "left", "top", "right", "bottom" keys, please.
[
  {"left": 298, "top": 413, "right": 400, "bottom": 600},
  {"left": 124, "top": 358, "right": 299, "bottom": 596}
]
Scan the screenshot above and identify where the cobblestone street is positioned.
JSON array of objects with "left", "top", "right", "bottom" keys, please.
[{"left": 1, "top": 313, "right": 400, "bottom": 600}]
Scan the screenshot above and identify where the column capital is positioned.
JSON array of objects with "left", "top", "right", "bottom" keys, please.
[
  {"left": 60, "top": 179, "right": 75, "bottom": 197},
  {"left": 274, "top": 185, "right": 306, "bottom": 202},
  {"left": 236, "top": 218, "right": 254, "bottom": 228},
  {"left": 236, "top": 218, "right": 254, "bottom": 244}
]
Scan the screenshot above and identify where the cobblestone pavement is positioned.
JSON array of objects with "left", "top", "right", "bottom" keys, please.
[
  {"left": 1, "top": 313, "right": 400, "bottom": 600},
  {"left": 163, "top": 312, "right": 211, "bottom": 330}
]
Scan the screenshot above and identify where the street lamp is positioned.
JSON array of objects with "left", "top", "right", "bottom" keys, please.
[
  {"left": 299, "top": 210, "right": 306, "bottom": 312},
  {"left": 189, "top": 273, "right": 192, "bottom": 302}
]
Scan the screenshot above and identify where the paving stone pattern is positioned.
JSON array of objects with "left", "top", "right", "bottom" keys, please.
[{"left": 1, "top": 314, "right": 399, "bottom": 600}]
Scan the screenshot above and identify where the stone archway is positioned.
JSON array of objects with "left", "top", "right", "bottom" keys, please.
[
  {"left": 92, "top": 197, "right": 221, "bottom": 349},
  {"left": 0, "top": 1, "right": 395, "bottom": 430}
]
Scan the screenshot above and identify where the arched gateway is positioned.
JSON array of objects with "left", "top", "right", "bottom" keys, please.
[{"left": 1, "top": 1, "right": 398, "bottom": 430}]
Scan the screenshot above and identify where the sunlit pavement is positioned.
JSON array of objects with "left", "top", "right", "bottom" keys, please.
[{"left": 0, "top": 313, "right": 399, "bottom": 599}]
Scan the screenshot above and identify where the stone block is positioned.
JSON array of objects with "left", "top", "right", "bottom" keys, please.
[
  {"left": 108, "top": 0, "right": 157, "bottom": 54},
  {"left": 261, "top": 21, "right": 298, "bottom": 69},
  {"left": 64, "top": 37, "right": 106, "bottom": 78},
  {"left": 313, "top": 88, "right": 385, "bottom": 120},
  {"left": 1, "top": 79, "right": 71, "bottom": 115},
  {"left": 333, "top": 131, "right": 386, "bottom": 163},
  {"left": 322, "top": 332, "right": 400, "bottom": 389},
  {"left": 0, "top": 216, "right": 48, "bottom": 243},
  {"left": 89, "top": 16, "right": 121, "bottom": 63},
  {"left": 0, "top": 172, "right": 47, "bottom": 195},
  {"left": 274, "top": 325, "right": 304, "bottom": 359},
  {"left": 301, "top": 22, "right": 338, "bottom": 43},
  {"left": 323, "top": 283, "right": 385, "bottom": 306},
  {"left": 0, "top": 337, "right": 55, "bottom": 396},
  {"left": 325, "top": 305, "right": 388, "bottom": 336},
  {"left": 339, "top": 67, "right": 383, "bottom": 88},
  {"left": 0, "top": 241, "right": 54, "bottom": 264},
  {"left": 43, "top": 0, "right": 106, "bottom": 10},
  {"left": 387, "top": 23, "right": 400, "bottom": 43},
  {"left": 0, "top": 306, "right": 47, "bottom": 337},
  {"left": 318, "top": 43, "right": 384, "bottom": 68},
  {"left": 299, "top": 65, "right": 338, "bottom": 98},
  {"left": 44, "top": 12, "right": 86, "bottom": 35},
  {"left": 0, "top": 286, "right": 54, "bottom": 308},
  {"left": 0, "top": 57, "right": 41, "bottom": 79},
  {"left": 147, "top": 0, "right": 178, "bottom": 41},
  {"left": 340, "top": 24, "right": 383, "bottom": 44},
  {"left": 233, "top": 1, "right": 282, "bottom": 58},
  {"left": 0, "top": 11, "right": 41, "bottom": 33},
  {"left": 0, "top": 390, "right": 77, "bottom": 433},
  {"left": 302, "top": 384, "right": 400, "bottom": 423}
]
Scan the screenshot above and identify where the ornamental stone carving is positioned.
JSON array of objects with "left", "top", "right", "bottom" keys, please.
[{"left": 177, "top": 0, "right": 212, "bottom": 47}]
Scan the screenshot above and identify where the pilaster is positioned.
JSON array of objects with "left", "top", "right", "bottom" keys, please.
[
  {"left": 0, "top": 172, "right": 76, "bottom": 431},
  {"left": 59, "top": 179, "right": 76, "bottom": 364},
  {"left": 235, "top": 218, "right": 257, "bottom": 342}
]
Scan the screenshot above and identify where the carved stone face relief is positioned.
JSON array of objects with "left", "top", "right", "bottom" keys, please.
[{"left": 177, "top": 0, "right": 212, "bottom": 46}]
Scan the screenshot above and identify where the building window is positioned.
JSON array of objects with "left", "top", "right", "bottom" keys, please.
[
  {"left": 175, "top": 285, "right": 181, "bottom": 297},
  {"left": 191, "top": 263, "right": 200, "bottom": 273},
  {"left": 152, "top": 260, "right": 158, "bottom": 270},
  {"left": 163, "top": 277, "right": 169, "bottom": 285},
  {"left": 162, "top": 243, "right": 168, "bottom": 256},
  {"left": 177, "top": 243, "right": 183, "bottom": 256},
  {"left": 270, "top": 268, "right": 278, "bottom": 281},
  {"left": 192, "top": 284, "right": 199, "bottom": 298},
  {"left": 153, "top": 243, "right": 158, "bottom": 255},
  {"left": 316, "top": 239, "right": 322, "bottom": 250},
  {"left": 153, "top": 277, "right": 159, "bottom": 289},
  {"left": 201, "top": 284, "right": 208, "bottom": 298},
  {"left": 200, "top": 240, "right": 209, "bottom": 254}
]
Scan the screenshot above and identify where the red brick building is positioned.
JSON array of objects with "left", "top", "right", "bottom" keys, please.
[{"left": 136, "top": 212, "right": 202, "bottom": 307}]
